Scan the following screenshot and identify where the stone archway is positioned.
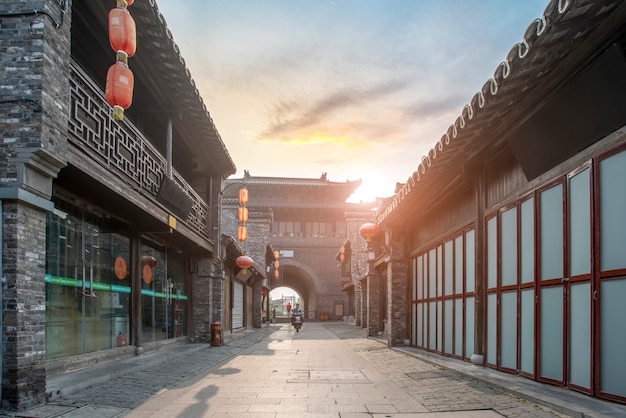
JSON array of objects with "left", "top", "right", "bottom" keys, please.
[{"left": 278, "top": 261, "right": 319, "bottom": 320}]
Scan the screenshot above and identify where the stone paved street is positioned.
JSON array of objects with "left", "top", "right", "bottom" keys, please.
[
  {"left": 3, "top": 322, "right": 624, "bottom": 417},
  {"left": 329, "top": 325, "right": 568, "bottom": 418}
]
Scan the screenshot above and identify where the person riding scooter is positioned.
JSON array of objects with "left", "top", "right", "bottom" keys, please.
[{"left": 291, "top": 303, "right": 303, "bottom": 331}]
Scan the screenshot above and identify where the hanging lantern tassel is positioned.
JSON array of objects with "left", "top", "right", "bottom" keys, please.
[{"left": 105, "top": 52, "right": 134, "bottom": 121}]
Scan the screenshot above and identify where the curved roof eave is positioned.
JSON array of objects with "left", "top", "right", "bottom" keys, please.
[
  {"left": 376, "top": 0, "right": 626, "bottom": 225},
  {"left": 132, "top": 1, "right": 237, "bottom": 177},
  {"left": 225, "top": 175, "right": 363, "bottom": 201}
]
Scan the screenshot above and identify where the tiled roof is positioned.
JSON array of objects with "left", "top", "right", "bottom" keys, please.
[
  {"left": 228, "top": 174, "right": 361, "bottom": 187},
  {"left": 86, "top": 1, "right": 237, "bottom": 177},
  {"left": 376, "top": 0, "right": 626, "bottom": 224},
  {"left": 223, "top": 175, "right": 362, "bottom": 203}
]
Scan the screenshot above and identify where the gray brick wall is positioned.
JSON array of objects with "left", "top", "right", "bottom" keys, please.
[
  {"left": 2, "top": 202, "right": 48, "bottom": 409},
  {"left": 221, "top": 204, "right": 270, "bottom": 329},
  {"left": 355, "top": 285, "right": 363, "bottom": 327},
  {"left": 387, "top": 259, "right": 408, "bottom": 346},
  {"left": 247, "top": 215, "right": 270, "bottom": 328},
  {"left": 252, "top": 279, "right": 263, "bottom": 328},
  {"left": 0, "top": 0, "right": 72, "bottom": 409},
  {"left": 191, "top": 269, "right": 210, "bottom": 343},
  {"left": 0, "top": 1, "right": 70, "bottom": 184},
  {"left": 366, "top": 270, "right": 381, "bottom": 337},
  {"left": 345, "top": 215, "right": 370, "bottom": 325}
]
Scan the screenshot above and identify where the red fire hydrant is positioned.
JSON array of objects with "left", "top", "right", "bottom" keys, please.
[
  {"left": 116, "top": 332, "right": 126, "bottom": 347},
  {"left": 211, "top": 321, "right": 222, "bottom": 347}
]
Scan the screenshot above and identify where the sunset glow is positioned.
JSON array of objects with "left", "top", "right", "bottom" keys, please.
[{"left": 157, "top": 0, "right": 549, "bottom": 200}]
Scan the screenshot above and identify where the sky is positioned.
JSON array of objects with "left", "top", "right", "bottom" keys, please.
[
  {"left": 269, "top": 286, "right": 299, "bottom": 301},
  {"left": 154, "top": 0, "right": 549, "bottom": 203}
]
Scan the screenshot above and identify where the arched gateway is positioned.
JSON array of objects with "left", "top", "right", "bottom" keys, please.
[
  {"left": 280, "top": 262, "right": 318, "bottom": 320},
  {"left": 222, "top": 173, "right": 375, "bottom": 325}
]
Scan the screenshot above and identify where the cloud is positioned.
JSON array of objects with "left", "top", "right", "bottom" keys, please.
[
  {"left": 259, "top": 79, "right": 410, "bottom": 143},
  {"left": 156, "top": 0, "right": 550, "bottom": 200},
  {"left": 400, "top": 94, "right": 468, "bottom": 122}
]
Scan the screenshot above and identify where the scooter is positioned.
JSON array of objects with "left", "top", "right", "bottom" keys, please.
[{"left": 292, "top": 314, "right": 303, "bottom": 332}]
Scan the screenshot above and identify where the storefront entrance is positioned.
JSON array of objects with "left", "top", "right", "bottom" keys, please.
[{"left": 45, "top": 190, "right": 188, "bottom": 360}]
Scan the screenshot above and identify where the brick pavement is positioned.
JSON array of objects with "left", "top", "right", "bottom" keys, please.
[
  {"left": 0, "top": 327, "right": 277, "bottom": 418},
  {"left": 3, "top": 322, "right": 624, "bottom": 417},
  {"left": 331, "top": 325, "right": 569, "bottom": 418}
]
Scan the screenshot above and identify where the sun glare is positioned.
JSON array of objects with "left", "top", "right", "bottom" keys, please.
[{"left": 347, "top": 179, "right": 391, "bottom": 203}]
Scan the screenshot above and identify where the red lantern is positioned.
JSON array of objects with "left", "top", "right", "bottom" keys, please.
[
  {"left": 238, "top": 206, "right": 248, "bottom": 223},
  {"left": 109, "top": 6, "right": 136, "bottom": 57},
  {"left": 236, "top": 255, "right": 254, "bottom": 274},
  {"left": 105, "top": 57, "right": 134, "bottom": 121},
  {"left": 359, "top": 222, "right": 379, "bottom": 242},
  {"left": 273, "top": 268, "right": 279, "bottom": 279},
  {"left": 239, "top": 187, "right": 248, "bottom": 205},
  {"left": 238, "top": 225, "right": 247, "bottom": 242}
]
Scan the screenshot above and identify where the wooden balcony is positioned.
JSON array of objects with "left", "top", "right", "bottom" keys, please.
[{"left": 68, "top": 61, "right": 210, "bottom": 237}]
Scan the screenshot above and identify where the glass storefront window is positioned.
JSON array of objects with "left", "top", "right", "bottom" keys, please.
[
  {"left": 140, "top": 241, "right": 187, "bottom": 343},
  {"left": 46, "top": 192, "right": 188, "bottom": 360},
  {"left": 45, "top": 194, "right": 131, "bottom": 359},
  {"left": 168, "top": 251, "right": 187, "bottom": 338}
]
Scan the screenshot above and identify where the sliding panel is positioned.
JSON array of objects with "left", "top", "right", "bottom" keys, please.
[
  {"left": 465, "top": 296, "right": 475, "bottom": 360},
  {"left": 500, "top": 291, "right": 517, "bottom": 370},
  {"left": 465, "top": 230, "right": 475, "bottom": 292},
  {"left": 486, "top": 293, "right": 497, "bottom": 365},
  {"left": 599, "top": 150, "right": 626, "bottom": 272},
  {"left": 520, "top": 197, "right": 535, "bottom": 284},
  {"left": 600, "top": 278, "right": 626, "bottom": 398},
  {"left": 454, "top": 298, "right": 463, "bottom": 356},
  {"left": 569, "top": 168, "right": 591, "bottom": 277},
  {"left": 569, "top": 282, "right": 591, "bottom": 389},
  {"left": 520, "top": 288, "right": 534, "bottom": 375},
  {"left": 501, "top": 207, "right": 517, "bottom": 287},
  {"left": 444, "top": 300, "right": 453, "bottom": 354},
  {"left": 540, "top": 286, "right": 563, "bottom": 381}
]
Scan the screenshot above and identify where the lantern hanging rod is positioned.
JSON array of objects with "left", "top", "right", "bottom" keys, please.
[{"left": 219, "top": 181, "right": 247, "bottom": 195}]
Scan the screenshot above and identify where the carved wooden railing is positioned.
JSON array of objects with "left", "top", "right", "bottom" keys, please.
[{"left": 68, "top": 61, "right": 209, "bottom": 237}]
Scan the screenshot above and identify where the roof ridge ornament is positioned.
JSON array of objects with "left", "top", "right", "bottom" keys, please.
[
  {"left": 498, "top": 60, "right": 511, "bottom": 79},
  {"left": 463, "top": 104, "right": 473, "bottom": 122},
  {"left": 489, "top": 77, "right": 498, "bottom": 96},
  {"left": 517, "top": 40, "right": 530, "bottom": 59}
]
